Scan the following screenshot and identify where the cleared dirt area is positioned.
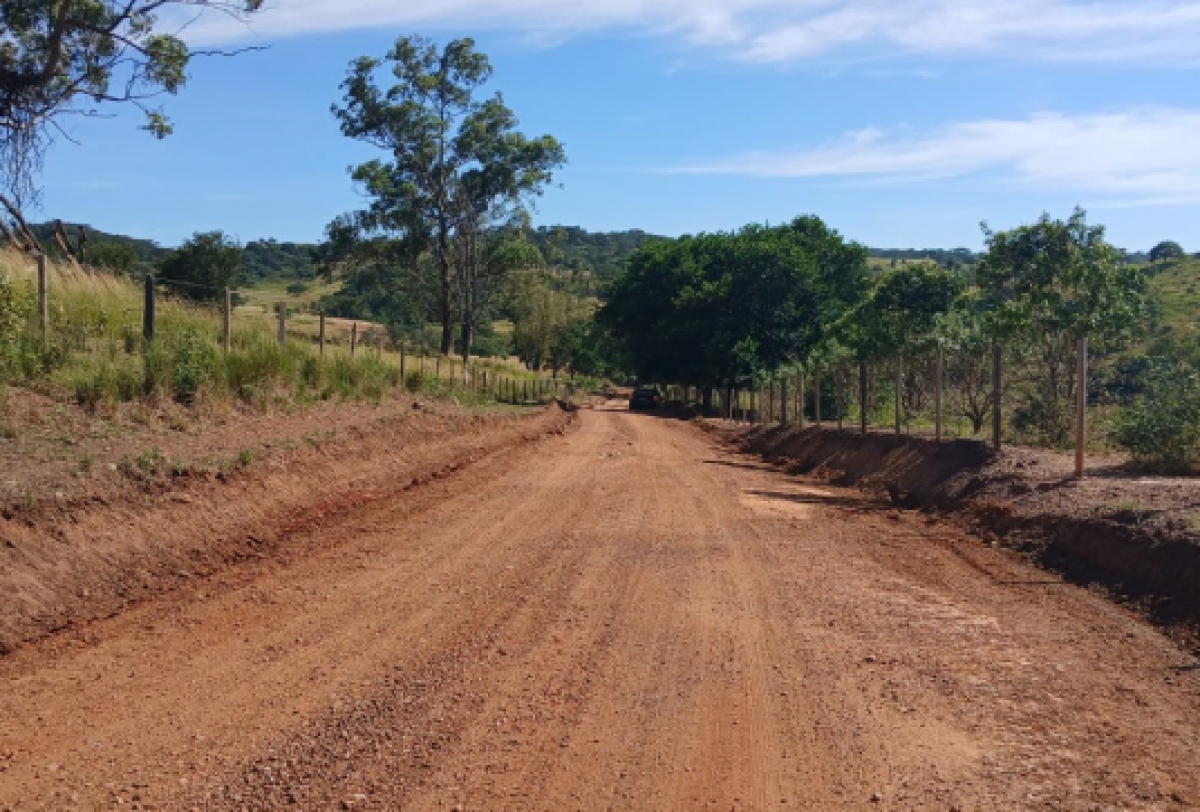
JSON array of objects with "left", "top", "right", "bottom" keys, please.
[{"left": 2, "top": 402, "right": 1199, "bottom": 810}]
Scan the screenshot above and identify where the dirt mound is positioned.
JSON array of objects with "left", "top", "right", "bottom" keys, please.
[
  {"left": 0, "top": 403, "right": 575, "bottom": 654},
  {"left": 712, "top": 423, "right": 1200, "bottom": 644}
]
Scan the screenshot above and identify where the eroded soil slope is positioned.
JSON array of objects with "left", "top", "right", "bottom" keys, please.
[{"left": 0, "top": 396, "right": 573, "bottom": 651}]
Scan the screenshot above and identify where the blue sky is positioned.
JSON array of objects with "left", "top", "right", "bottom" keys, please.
[{"left": 35, "top": 0, "right": 1200, "bottom": 251}]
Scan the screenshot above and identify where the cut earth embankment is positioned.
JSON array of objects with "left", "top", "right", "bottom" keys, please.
[
  {"left": 708, "top": 422, "right": 1200, "bottom": 647},
  {"left": 0, "top": 401, "right": 575, "bottom": 654}
]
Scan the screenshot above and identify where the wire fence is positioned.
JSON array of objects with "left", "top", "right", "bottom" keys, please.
[
  {"left": 662, "top": 339, "right": 1099, "bottom": 477},
  {"left": 6, "top": 255, "right": 566, "bottom": 408}
]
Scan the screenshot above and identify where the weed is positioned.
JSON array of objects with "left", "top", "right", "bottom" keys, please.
[
  {"left": 237, "top": 449, "right": 254, "bottom": 467},
  {"left": 119, "top": 446, "right": 167, "bottom": 482}
]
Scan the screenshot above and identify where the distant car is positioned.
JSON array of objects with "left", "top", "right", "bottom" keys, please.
[{"left": 629, "top": 387, "right": 663, "bottom": 410}]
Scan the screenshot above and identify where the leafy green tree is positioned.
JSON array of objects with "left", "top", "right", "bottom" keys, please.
[
  {"left": 601, "top": 217, "right": 867, "bottom": 398},
  {"left": 507, "top": 269, "right": 588, "bottom": 371},
  {"left": 158, "top": 231, "right": 241, "bottom": 303},
  {"left": 1113, "top": 358, "right": 1200, "bottom": 471},
  {"left": 332, "top": 36, "right": 566, "bottom": 359},
  {"left": 976, "top": 207, "right": 1144, "bottom": 445},
  {"left": 835, "top": 260, "right": 962, "bottom": 426},
  {"left": 548, "top": 316, "right": 619, "bottom": 379},
  {"left": 840, "top": 260, "right": 962, "bottom": 360},
  {"left": 937, "top": 292, "right": 997, "bottom": 434},
  {"left": 87, "top": 241, "right": 138, "bottom": 275},
  {"left": 1149, "top": 240, "right": 1185, "bottom": 263},
  {"left": 0, "top": 1, "right": 263, "bottom": 214}
]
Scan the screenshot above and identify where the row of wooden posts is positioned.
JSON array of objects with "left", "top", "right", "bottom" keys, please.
[
  {"left": 673, "top": 340, "right": 1091, "bottom": 479},
  {"left": 26, "top": 273, "right": 551, "bottom": 405}
]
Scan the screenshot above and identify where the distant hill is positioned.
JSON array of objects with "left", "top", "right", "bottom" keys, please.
[
  {"left": 26, "top": 223, "right": 317, "bottom": 282},
  {"left": 241, "top": 239, "right": 317, "bottom": 282},
  {"left": 868, "top": 247, "right": 978, "bottom": 269},
  {"left": 528, "top": 226, "right": 660, "bottom": 282},
  {"left": 29, "top": 222, "right": 167, "bottom": 268}
]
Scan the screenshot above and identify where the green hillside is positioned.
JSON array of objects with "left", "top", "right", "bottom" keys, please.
[{"left": 1144, "top": 256, "right": 1200, "bottom": 346}]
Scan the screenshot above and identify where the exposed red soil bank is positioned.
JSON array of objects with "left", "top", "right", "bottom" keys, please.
[
  {"left": 712, "top": 422, "right": 1200, "bottom": 645},
  {"left": 0, "top": 402, "right": 575, "bottom": 653}
]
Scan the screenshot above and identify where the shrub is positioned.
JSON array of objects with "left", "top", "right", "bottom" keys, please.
[
  {"left": 223, "top": 335, "right": 291, "bottom": 404},
  {"left": 1113, "top": 359, "right": 1200, "bottom": 472},
  {"left": 170, "top": 330, "right": 221, "bottom": 404},
  {"left": 67, "top": 355, "right": 143, "bottom": 411}
]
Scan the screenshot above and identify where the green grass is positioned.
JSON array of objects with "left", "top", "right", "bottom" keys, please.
[
  {"left": 0, "top": 251, "right": 560, "bottom": 421},
  {"left": 1144, "top": 256, "right": 1200, "bottom": 346}
]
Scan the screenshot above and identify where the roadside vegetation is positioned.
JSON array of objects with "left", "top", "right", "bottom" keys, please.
[
  {"left": 599, "top": 212, "right": 1200, "bottom": 473},
  {"left": 0, "top": 251, "right": 505, "bottom": 427}
]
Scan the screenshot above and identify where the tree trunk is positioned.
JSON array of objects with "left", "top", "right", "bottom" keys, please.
[
  {"left": 440, "top": 275, "right": 454, "bottom": 356},
  {"left": 459, "top": 319, "right": 473, "bottom": 364},
  {"left": 437, "top": 217, "right": 454, "bottom": 356}
]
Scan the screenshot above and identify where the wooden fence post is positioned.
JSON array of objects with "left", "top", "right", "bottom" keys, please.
[
  {"left": 894, "top": 356, "right": 903, "bottom": 436},
  {"left": 934, "top": 344, "right": 944, "bottom": 442},
  {"left": 37, "top": 253, "right": 49, "bottom": 341},
  {"left": 277, "top": 303, "right": 286, "bottom": 348},
  {"left": 1076, "top": 337, "right": 1088, "bottom": 480},
  {"left": 400, "top": 342, "right": 406, "bottom": 378},
  {"left": 859, "top": 361, "right": 868, "bottom": 435},
  {"left": 224, "top": 288, "right": 233, "bottom": 353},
  {"left": 317, "top": 311, "right": 326, "bottom": 357},
  {"left": 350, "top": 322, "right": 357, "bottom": 357},
  {"left": 993, "top": 341, "right": 1003, "bottom": 453},
  {"left": 143, "top": 275, "right": 155, "bottom": 343}
]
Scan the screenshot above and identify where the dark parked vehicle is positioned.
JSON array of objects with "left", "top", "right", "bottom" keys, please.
[{"left": 629, "top": 387, "right": 663, "bottom": 410}]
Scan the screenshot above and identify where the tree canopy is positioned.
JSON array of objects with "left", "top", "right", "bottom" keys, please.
[
  {"left": 157, "top": 230, "right": 241, "bottom": 303},
  {"left": 601, "top": 216, "right": 868, "bottom": 390},
  {"left": 1149, "top": 240, "right": 1185, "bottom": 263},
  {"left": 837, "top": 260, "right": 963, "bottom": 361},
  {"left": 976, "top": 207, "right": 1143, "bottom": 344},
  {"left": 331, "top": 36, "right": 565, "bottom": 359},
  {"left": 0, "top": 1, "right": 263, "bottom": 214}
]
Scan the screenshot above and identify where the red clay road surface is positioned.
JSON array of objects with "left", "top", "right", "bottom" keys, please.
[{"left": 1, "top": 402, "right": 1198, "bottom": 811}]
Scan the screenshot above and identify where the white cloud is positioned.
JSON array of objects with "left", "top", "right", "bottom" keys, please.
[
  {"left": 182, "top": 0, "right": 1200, "bottom": 67},
  {"left": 673, "top": 108, "right": 1200, "bottom": 204}
]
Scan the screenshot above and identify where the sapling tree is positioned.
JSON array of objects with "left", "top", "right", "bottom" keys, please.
[{"left": 976, "top": 208, "right": 1144, "bottom": 445}]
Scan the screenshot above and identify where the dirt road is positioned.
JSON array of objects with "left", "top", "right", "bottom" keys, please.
[{"left": 2, "top": 403, "right": 1198, "bottom": 811}]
